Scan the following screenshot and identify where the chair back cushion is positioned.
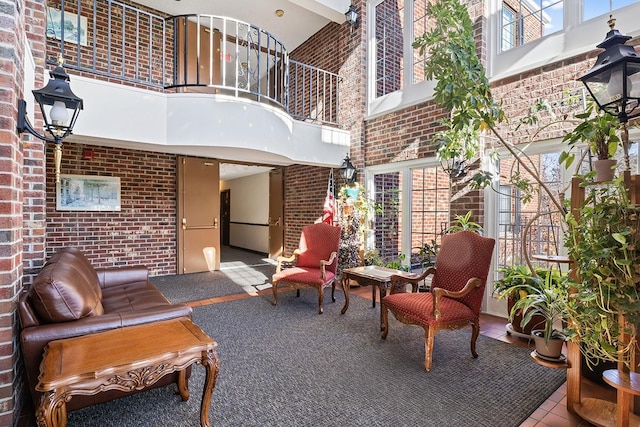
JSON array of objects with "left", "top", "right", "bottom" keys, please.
[
  {"left": 296, "top": 223, "right": 341, "bottom": 273},
  {"left": 430, "top": 231, "right": 495, "bottom": 315},
  {"left": 28, "top": 247, "right": 104, "bottom": 323}
]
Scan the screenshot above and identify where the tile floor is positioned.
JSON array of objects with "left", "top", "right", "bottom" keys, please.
[{"left": 19, "top": 282, "right": 616, "bottom": 426}]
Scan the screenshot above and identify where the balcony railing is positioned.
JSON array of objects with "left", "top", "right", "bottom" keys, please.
[{"left": 46, "top": 0, "right": 341, "bottom": 125}]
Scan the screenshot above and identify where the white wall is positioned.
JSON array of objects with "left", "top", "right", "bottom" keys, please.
[
  {"left": 69, "top": 76, "right": 349, "bottom": 168},
  {"left": 221, "top": 172, "right": 270, "bottom": 253}
]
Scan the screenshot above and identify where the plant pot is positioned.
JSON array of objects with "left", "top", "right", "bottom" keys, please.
[
  {"left": 507, "top": 297, "right": 546, "bottom": 336},
  {"left": 593, "top": 159, "right": 617, "bottom": 182},
  {"left": 531, "top": 329, "right": 565, "bottom": 360}
]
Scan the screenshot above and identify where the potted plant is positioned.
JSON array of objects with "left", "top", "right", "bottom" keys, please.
[
  {"left": 564, "top": 177, "right": 640, "bottom": 370},
  {"left": 562, "top": 104, "right": 620, "bottom": 182},
  {"left": 495, "top": 266, "right": 568, "bottom": 360},
  {"left": 494, "top": 264, "right": 548, "bottom": 336}
]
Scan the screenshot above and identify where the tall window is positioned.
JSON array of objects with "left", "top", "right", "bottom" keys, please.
[
  {"left": 501, "top": 6, "right": 518, "bottom": 51},
  {"left": 500, "top": 0, "right": 640, "bottom": 52},
  {"left": 373, "top": 171, "right": 403, "bottom": 262},
  {"left": 496, "top": 153, "right": 563, "bottom": 269},
  {"left": 372, "top": 0, "right": 432, "bottom": 99},
  {"left": 375, "top": 0, "right": 404, "bottom": 97},
  {"left": 583, "top": 0, "right": 640, "bottom": 21},
  {"left": 500, "top": 0, "right": 564, "bottom": 51},
  {"left": 410, "top": 166, "right": 449, "bottom": 253},
  {"left": 371, "top": 165, "right": 451, "bottom": 268},
  {"left": 412, "top": 0, "right": 430, "bottom": 85}
]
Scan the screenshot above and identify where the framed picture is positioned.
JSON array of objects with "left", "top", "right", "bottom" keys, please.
[
  {"left": 57, "top": 175, "right": 121, "bottom": 211},
  {"left": 46, "top": 7, "right": 88, "bottom": 46}
]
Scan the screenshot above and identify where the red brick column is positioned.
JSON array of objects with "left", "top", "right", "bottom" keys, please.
[{"left": 0, "top": 0, "right": 26, "bottom": 424}]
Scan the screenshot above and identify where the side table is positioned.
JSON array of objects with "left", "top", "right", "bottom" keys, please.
[
  {"left": 36, "top": 317, "right": 219, "bottom": 427},
  {"left": 341, "top": 265, "right": 420, "bottom": 330}
]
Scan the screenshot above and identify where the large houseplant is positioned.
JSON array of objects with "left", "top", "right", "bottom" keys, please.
[{"left": 564, "top": 177, "right": 640, "bottom": 369}]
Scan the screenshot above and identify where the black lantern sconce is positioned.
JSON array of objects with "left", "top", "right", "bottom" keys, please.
[
  {"left": 17, "top": 56, "right": 84, "bottom": 183},
  {"left": 440, "top": 157, "right": 468, "bottom": 179},
  {"left": 578, "top": 16, "right": 640, "bottom": 170},
  {"left": 345, "top": 4, "right": 359, "bottom": 30},
  {"left": 338, "top": 155, "right": 358, "bottom": 184}
]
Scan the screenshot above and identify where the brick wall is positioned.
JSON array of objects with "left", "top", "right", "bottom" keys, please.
[
  {"left": 45, "top": 0, "right": 172, "bottom": 90},
  {"left": 282, "top": 165, "right": 331, "bottom": 255},
  {"left": 45, "top": 144, "right": 178, "bottom": 276},
  {"left": 0, "top": 0, "right": 24, "bottom": 420}
]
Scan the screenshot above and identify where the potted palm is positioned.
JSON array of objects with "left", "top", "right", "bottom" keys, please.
[{"left": 495, "top": 266, "right": 568, "bottom": 360}]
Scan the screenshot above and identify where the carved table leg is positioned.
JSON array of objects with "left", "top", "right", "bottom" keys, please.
[
  {"left": 340, "top": 274, "right": 350, "bottom": 314},
  {"left": 178, "top": 369, "right": 190, "bottom": 401},
  {"left": 37, "top": 390, "right": 67, "bottom": 427},
  {"left": 200, "top": 349, "right": 220, "bottom": 427}
]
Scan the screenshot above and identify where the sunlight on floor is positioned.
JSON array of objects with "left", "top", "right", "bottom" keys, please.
[{"left": 219, "top": 260, "right": 273, "bottom": 295}]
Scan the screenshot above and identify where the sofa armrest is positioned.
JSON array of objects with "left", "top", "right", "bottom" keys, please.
[{"left": 95, "top": 266, "right": 149, "bottom": 289}]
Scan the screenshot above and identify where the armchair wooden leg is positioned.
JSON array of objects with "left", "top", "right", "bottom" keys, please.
[
  {"left": 272, "top": 281, "right": 278, "bottom": 306},
  {"left": 424, "top": 326, "right": 435, "bottom": 372},
  {"left": 296, "top": 289, "right": 301, "bottom": 298},
  {"left": 331, "top": 282, "right": 336, "bottom": 302},
  {"left": 317, "top": 288, "right": 324, "bottom": 314},
  {"left": 470, "top": 319, "right": 480, "bottom": 359},
  {"left": 381, "top": 304, "right": 389, "bottom": 339}
]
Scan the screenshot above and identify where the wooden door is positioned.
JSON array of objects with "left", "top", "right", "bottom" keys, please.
[
  {"left": 177, "top": 156, "right": 220, "bottom": 273},
  {"left": 268, "top": 168, "right": 284, "bottom": 259},
  {"left": 175, "top": 18, "right": 221, "bottom": 89}
]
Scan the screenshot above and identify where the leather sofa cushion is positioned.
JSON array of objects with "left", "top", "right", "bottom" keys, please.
[{"left": 29, "top": 248, "right": 104, "bottom": 323}]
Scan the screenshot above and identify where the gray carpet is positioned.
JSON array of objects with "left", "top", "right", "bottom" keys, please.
[
  {"left": 67, "top": 292, "right": 566, "bottom": 427},
  {"left": 151, "top": 247, "right": 276, "bottom": 303}
]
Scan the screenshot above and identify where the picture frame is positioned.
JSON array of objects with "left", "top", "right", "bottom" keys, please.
[
  {"left": 46, "top": 7, "right": 88, "bottom": 46},
  {"left": 57, "top": 174, "right": 121, "bottom": 212}
]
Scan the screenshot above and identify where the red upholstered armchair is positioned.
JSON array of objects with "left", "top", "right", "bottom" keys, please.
[
  {"left": 272, "top": 222, "right": 341, "bottom": 314},
  {"left": 381, "top": 230, "right": 495, "bottom": 371}
]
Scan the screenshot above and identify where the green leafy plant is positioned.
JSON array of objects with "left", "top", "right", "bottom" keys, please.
[
  {"left": 564, "top": 177, "right": 640, "bottom": 368},
  {"left": 561, "top": 104, "right": 620, "bottom": 164},
  {"left": 495, "top": 265, "right": 567, "bottom": 344},
  {"left": 385, "top": 253, "right": 410, "bottom": 272},
  {"left": 446, "top": 210, "right": 483, "bottom": 234}
]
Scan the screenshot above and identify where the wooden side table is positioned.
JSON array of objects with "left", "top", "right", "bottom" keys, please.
[
  {"left": 341, "top": 266, "right": 420, "bottom": 330},
  {"left": 36, "top": 318, "right": 219, "bottom": 427}
]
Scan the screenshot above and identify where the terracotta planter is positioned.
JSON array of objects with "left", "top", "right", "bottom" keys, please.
[
  {"left": 593, "top": 159, "right": 617, "bottom": 182},
  {"left": 532, "top": 329, "right": 565, "bottom": 360}
]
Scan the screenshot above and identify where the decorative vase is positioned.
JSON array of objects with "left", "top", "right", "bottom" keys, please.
[
  {"left": 593, "top": 159, "right": 617, "bottom": 182},
  {"left": 531, "top": 329, "right": 565, "bottom": 360}
]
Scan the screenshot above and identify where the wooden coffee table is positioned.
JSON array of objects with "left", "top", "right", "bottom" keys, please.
[
  {"left": 36, "top": 317, "right": 219, "bottom": 427},
  {"left": 340, "top": 266, "right": 420, "bottom": 330}
]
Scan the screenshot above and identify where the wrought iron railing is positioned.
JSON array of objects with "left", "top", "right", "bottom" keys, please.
[{"left": 45, "top": 0, "right": 340, "bottom": 125}]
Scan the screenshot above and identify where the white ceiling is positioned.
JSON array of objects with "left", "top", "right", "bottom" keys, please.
[{"left": 220, "top": 163, "right": 273, "bottom": 181}]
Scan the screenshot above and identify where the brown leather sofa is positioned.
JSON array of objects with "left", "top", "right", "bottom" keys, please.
[{"left": 18, "top": 247, "right": 193, "bottom": 411}]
